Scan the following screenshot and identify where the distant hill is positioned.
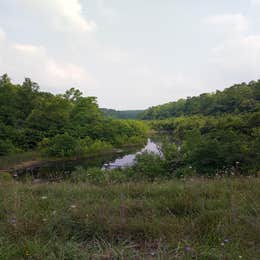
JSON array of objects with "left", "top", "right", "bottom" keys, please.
[
  {"left": 101, "top": 108, "right": 144, "bottom": 119},
  {"left": 140, "top": 80, "right": 260, "bottom": 120}
]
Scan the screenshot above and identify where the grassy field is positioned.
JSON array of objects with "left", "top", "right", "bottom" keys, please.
[{"left": 0, "top": 177, "right": 259, "bottom": 259}]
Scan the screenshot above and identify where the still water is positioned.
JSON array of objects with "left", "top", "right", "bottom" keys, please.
[
  {"left": 17, "top": 138, "right": 162, "bottom": 180},
  {"left": 103, "top": 138, "right": 162, "bottom": 169}
]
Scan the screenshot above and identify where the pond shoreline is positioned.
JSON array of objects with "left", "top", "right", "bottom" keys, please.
[{"left": 0, "top": 143, "right": 145, "bottom": 175}]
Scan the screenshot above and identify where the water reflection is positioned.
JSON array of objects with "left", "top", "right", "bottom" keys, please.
[
  {"left": 16, "top": 138, "right": 162, "bottom": 180},
  {"left": 102, "top": 138, "right": 162, "bottom": 169}
]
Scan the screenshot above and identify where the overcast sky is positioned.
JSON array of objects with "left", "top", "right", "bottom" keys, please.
[{"left": 0, "top": 0, "right": 260, "bottom": 109}]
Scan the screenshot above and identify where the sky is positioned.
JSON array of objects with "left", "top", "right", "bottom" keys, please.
[{"left": 0, "top": 0, "right": 260, "bottom": 109}]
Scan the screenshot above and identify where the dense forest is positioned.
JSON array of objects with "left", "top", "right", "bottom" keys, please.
[
  {"left": 0, "top": 74, "right": 147, "bottom": 157},
  {"left": 140, "top": 81, "right": 260, "bottom": 119},
  {"left": 135, "top": 81, "right": 260, "bottom": 176},
  {"left": 101, "top": 108, "right": 143, "bottom": 119},
  {"left": 150, "top": 113, "right": 260, "bottom": 176}
]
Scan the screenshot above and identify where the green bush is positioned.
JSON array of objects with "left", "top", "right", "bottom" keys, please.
[
  {"left": 40, "top": 133, "right": 81, "bottom": 157},
  {"left": 71, "top": 166, "right": 90, "bottom": 182},
  {"left": 132, "top": 152, "right": 167, "bottom": 181},
  {"left": 0, "top": 139, "right": 16, "bottom": 156},
  {"left": 87, "top": 140, "right": 113, "bottom": 154},
  {"left": 174, "top": 166, "right": 195, "bottom": 178}
]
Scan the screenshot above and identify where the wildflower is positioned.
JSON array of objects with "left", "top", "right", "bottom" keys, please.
[
  {"left": 239, "top": 256, "right": 242, "bottom": 259},
  {"left": 52, "top": 210, "right": 57, "bottom": 215},
  {"left": 42, "top": 218, "right": 47, "bottom": 222},
  {"left": 70, "top": 204, "right": 77, "bottom": 209},
  {"left": 41, "top": 196, "right": 47, "bottom": 200},
  {"left": 184, "top": 246, "right": 193, "bottom": 252},
  {"left": 221, "top": 242, "right": 225, "bottom": 246},
  {"left": 10, "top": 217, "right": 17, "bottom": 225},
  {"left": 223, "top": 239, "right": 229, "bottom": 243}
]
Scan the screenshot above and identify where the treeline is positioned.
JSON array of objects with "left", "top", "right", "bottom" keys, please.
[
  {"left": 151, "top": 113, "right": 260, "bottom": 175},
  {"left": 0, "top": 74, "right": 148, "bottom": 157},
  {"left": 140, "top": 81, "right": 260, "bottom": 119},
  {"left": 70, "top": 112, "right": 259, "bottom": 183},
  {"left": 134, "top": 81, "right": 260, "bottom": 176},
  {"left": 101, "top": 108, "right": 143, "bottom": 119}
]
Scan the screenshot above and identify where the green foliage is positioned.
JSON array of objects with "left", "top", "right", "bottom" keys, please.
[
  {"left": 41, "top": 133, "right": 81, "bottom": 157},
  {"left": 63, "top": 87, "right": 82, "bottom": 102},
  {"left": 132, "top": 152, "right": 168, "bottom": 181},
  {"left": 86, "top": 140, "right": 112, "bottom": 153},
  {"left": 70, "top": 152, "right": 168, "bottom": 184},
  {"left": 71, "top": 167, "right": 106, "bottom": 184},
  {"left": 174, "top": 166, "right": 195, "bottom": 178},
  {"left": 140, "top": 80, "right": 260, "bottom": 119},
  {"left": 0, "top": 139, "right": 16, "bottom": 156},
  {"left": 0, "top": 74, "right": 147, "bottom": 157},
  {"left": 71, "top": 166, "right": 133, "bottom": 184},
  {"left": 157, "top": 113, "right": 260, "bottom": 176},
  {"left": 101, "top": 108, "right": 144, "bottom": 119}
]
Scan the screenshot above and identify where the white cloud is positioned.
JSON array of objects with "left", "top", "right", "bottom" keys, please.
[
  {"left": 205, "top": 14, "right": 249, "bottom": 32},
  {"left": 13, "top": 44, "right": 44, "bottom": 53},
  {"left": 97, "top": 0, "right": 116, "bottom": 19},
  {"left": 47, "top": 60, "right": 91, "bottom": 84},
  {"left": 209, "top": 35, "right": 260, "bottom": 82},
  {"left": 0, "top": 28, "right": 5, "bottom": 40},
  {"left": 0, "top": 34, "right": 96, "bottom": 93},
  {"left": 251, "top": 0, "right": 260, "bottom": 5},
  {"left": 22, "top": 0, "right": 96, "bottom": 32},
  {"left": 99, "top": 48, "right": 129, "bottom": 63}
]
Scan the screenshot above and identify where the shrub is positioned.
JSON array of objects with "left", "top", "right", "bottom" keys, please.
[
  {"left": 174, "top": 166, "right": 195, "bottom": 178},
  {"left": 0, "top": 139, "right": 16, "bottom": 156},
  {"left": 40, "top": 133, "right": 81, "bottom": 157},
  {"left": 132, "top": 152, "right": 167, "bottom": 181},
  {"left": 87, "top": 140, "right": 113, "bottom": 154},
  {"left": 70, "top": 166, "right": 89, "bottom": 182}
]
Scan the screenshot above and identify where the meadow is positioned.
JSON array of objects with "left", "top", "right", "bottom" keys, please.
[{"left": 0, "top": 176, "right": 259, "bottom": 259}]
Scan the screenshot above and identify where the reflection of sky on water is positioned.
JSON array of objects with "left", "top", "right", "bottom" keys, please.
[{"left": 103, "top": 139, "right": 162, "bottom": 169}]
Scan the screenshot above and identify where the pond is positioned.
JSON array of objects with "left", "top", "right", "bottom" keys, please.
[
  {"left": 16, "top": 138, "right": 162, "bottom": 181},
  {"left": 103, "top": 138, "right": 163, "bottom": 169}
]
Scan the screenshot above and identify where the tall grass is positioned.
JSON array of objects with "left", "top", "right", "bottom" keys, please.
[{"left": 0, "top": 177, "right": 259, "bottom": 259}]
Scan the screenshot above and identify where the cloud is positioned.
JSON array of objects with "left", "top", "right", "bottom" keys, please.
[
  {"left": 209, "top": 35, "right": 260, "bottom": 83},
  {"left": 13, "top": 44, "right": 44, "bottom": 53},
  {"left": 97, "top": 0, "right": 116, "bottom": 19},
  {"left": 0, "top": 27, "right": 5, "bottom": 41},
  {"left": 202, "top": 11, "right": 260, "bottom": 86},
  {"left": 0, "top": 33, "right": 96, "bottom": 93},
  {"left": 21, "top": 0, "right": 96, "bottom": 32},
  {"left": 204, "top": 14, "right": 249, "bottom": 33},
  {"left": 99, "top": 48, "right": 129, "bottom": 63},
  {"left": 47, "top": 60, "right": 91, "bottom": 84},
  {"left": 251, "top": 0, "right": 260, "bottom": 5}
]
